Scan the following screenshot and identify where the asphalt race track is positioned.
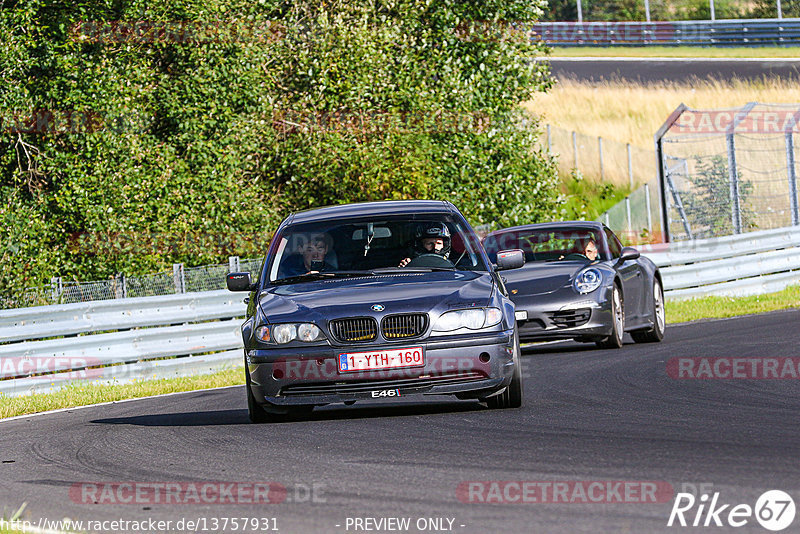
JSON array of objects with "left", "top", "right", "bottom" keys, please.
[
  {"left": 2, "top": 308, "right": 800, "bottom": 534},
  {"left": 547, "top": 57, "right": 800, "bottom": 83}
]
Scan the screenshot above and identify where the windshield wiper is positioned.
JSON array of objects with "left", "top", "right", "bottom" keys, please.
[
  {"left": 373, "top": 267, "right": 457, "bottom": 273},
  {"left": 272, "top": 271, "right": 375, "bottom": 285}
]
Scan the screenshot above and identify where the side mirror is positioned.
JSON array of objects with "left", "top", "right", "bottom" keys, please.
[
  {"left": 227, "top": 272, "right": 254, "bottom": 292},
  {"left": 495, "top": 249, "right": 525, "bottom": 271},
  {"left": 619, "top": 247, "right": 641, "bottom": 262}
]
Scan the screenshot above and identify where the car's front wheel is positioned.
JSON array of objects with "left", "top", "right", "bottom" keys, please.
[
  {"left": 631, "top": 279, "right": 665, "bottom": 343},
  {"left": 246, "top": 367, "right": 312, "bottom": 423},
  {"left": 596, "top": 284, "right": 624, "bottom": 349},
  {"left": 486, "top": 331, "right": 523, "bottom": 409}
]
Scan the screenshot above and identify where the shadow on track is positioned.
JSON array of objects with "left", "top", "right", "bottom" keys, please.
[{"left": 91, "top": 399, "right": 488, "bottom": 427}]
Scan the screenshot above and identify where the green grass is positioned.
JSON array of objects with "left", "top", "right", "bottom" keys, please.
[
  {"left": 1, "top": 287, "right": 797, "bottom": 420},
  {"left": 549, "top": 46, "right": 800, "bottom": 58},
  {"left": 0, "top": 367, "right": 245, "bottom": 420},
  {"left": 665, "top": 284, "right": 800, "bottom": 323}
]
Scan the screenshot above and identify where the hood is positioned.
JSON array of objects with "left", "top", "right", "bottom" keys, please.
[
  {"left": 257, "top": 271, "right": 495, "bottom": 323},
  {"left": 501, "top": 261, "right": 589, "bottom": 296}
]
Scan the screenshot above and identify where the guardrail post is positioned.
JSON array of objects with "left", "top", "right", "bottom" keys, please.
[
  {"left": 50, "top": 276, "right": 62, "bottom": 303},
  {"left": 786, "top": 131, "right": 799, "bottom": 226},
  {"left": 572, "top": 131, "right": 578, "bottom": 169},
  {"left": 229, "top": 256, "right": 241, "bottom": 272},
  {"left": 172, "top": 263, "right": 185, "bottom": 294},
  {"left": 598, "top": 137, "right": 605, "bottom": 181}
]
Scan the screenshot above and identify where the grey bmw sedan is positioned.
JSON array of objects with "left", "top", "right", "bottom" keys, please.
[{"left": 227, "top": 200, "right": 525, "bottom": 423}]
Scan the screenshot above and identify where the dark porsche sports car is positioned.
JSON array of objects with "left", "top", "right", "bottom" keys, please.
[
  {"left": 227, "top": 200, "right": 526, "bottom": 423},
  {"left": 482, "top": 222, "right": 665, "bottom": 349}
]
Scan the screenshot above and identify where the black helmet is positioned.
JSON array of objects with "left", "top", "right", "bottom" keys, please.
[{"left": 413, "top": 223, "right": 451, "bottom": 258}]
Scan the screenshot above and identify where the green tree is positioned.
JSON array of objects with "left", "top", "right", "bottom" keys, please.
[{"left": 1, "top": 0, "right": 558, "bottom": 305}]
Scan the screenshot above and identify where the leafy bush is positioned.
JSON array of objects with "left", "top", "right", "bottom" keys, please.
[{"left": 1, "top": 0, "right": 558, "bottom": 304}]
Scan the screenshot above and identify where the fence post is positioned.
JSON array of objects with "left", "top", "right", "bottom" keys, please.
[
  {"left": 598, "top": 137, "right": 605, "bottom": 181},
  {"left": 50, "top": 276, "right": 63, "bottom": 303},
  {"left": 114, "top": 273, "right": 127, "bottom": 299},
  {"left": 625, "top": 197, "right": 632, "bottom": 240},
  {"left": 546, "top": 124, "right": 552, "bottom": 154},
  {"left": 627, "top": 143, "right": 634, "bottom": 189},
  {"left": 786, "top": 131, "right": 799, "bottom": 226},
  {"left": 644, "top": 183, "right": 653, "bottom": 236},
  {"left": 172, "top": 263, "right": 185, "bottom": 294},
  {"left": 229, "top": 256, "right": 241, "bottom": 272},
  {"left": 726, "top": 133, "right": 742, "bottom": 234},
  {"left": 572, "top": 131, "right": 578, "bottom": 169}
]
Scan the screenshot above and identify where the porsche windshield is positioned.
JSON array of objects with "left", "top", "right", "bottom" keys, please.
[
  {"left": 483, "top": 227, "right": 605, "bottom": 264},
  {"left": 266, "top": 215, "right": 488, "bottom": 283}
]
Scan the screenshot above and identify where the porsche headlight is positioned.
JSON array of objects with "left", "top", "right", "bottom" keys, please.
[
  {"left": 258, "top": 323, "right": 325, "bottom": 344},
  {"left": 433, "top": 307, "right": 503, "bottom": 331},
  {"left": 574, "top": 268, "right": 602, "bottom": 294}
]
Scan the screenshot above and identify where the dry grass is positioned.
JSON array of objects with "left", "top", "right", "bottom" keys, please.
[{"left": 525, "top": 78, "right": 800, "bottom": 147}]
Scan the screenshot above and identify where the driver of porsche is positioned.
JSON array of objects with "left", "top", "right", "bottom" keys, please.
[{"left": 398, "top": 223, "right": 451, "bottom": 268}]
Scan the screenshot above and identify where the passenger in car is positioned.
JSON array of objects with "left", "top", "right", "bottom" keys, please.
[{"left": 278, "top": 232, "right": 335, "bottom": 278}]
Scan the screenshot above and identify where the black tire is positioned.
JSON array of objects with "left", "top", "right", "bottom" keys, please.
[
  {"left": 596, "top": 284, "right": 624, "bottom": 349},
  {"left": 486, "top": 330, "right": 523, "bottom": 409},
  {"left": 245, "top": 367, "right": 311, "bottom": 423},
  {"left": 631, "top": 279, "right": 665, "bottom": 343}
]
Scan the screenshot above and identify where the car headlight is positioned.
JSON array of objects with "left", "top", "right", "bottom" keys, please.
[
  {"left": 433, "top": 307, "right": 503, "bottom": 331},
  {"left": 574, "top": 268, "right": 602, "bottom": 294},
  {"left": 257, "top": 323, "right": 324, "bottom": 344}
]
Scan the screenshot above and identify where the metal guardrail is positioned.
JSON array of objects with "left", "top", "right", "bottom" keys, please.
[
  {"left": 641, "top": 225, "right": 800, "bottom": 299},
  {"left": 531, "top": 19, "right": 800, "bottom": 46},
  {"left": 2, "top": 226, "right": 799, "bottom": 397},
  {"left": 0, "top": 291, "right": 246, "bottom": 397}
]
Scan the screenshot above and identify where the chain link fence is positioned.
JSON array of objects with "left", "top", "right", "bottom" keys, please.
[
  {"left": 656, "top": 103, "right": 800, "bottom": 242},
  {"left": 545, "top": 124, "right": 658, "bottom": 188},
  {"left": 6, "top": 257, "right": 264, "bottom": 310}
]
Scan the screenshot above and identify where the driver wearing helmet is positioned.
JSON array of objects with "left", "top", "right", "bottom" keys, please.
[{"left": 398, "top": 223, "right": 451, "bottom": 268}]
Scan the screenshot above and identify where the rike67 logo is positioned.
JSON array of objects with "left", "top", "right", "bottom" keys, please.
[{"left": 668, "top": 490, "right": 796, "bottom": 531}]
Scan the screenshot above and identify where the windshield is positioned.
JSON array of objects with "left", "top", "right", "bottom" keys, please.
[
  {"left": 483, "top": 227, "right": 605, "bottom": 264},
  {"left": 265, "top": 214, "right": 488, "bottom": 283}
]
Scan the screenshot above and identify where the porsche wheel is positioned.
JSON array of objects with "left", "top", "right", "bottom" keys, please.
[
  {"left": 632, "top": 279, "right": 665, "bottom": 343},
  {"left": 596, "top": 284, "right": 624, "bottom": 349}
]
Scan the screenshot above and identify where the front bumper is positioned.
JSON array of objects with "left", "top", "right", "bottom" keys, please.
[
  {"left": 246, "top": 329, "right": 516, "bottom": 409},
  {"left": 515, "top": 286, "right": 614, "bottom": 342}
]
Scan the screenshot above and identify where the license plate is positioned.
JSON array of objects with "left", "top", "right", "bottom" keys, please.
[
  {"left": 338, "top": 346, "right": 424, "bottom": 373},
  {"left": 515, "top": 310, "right": 528, "bottom": 320}
]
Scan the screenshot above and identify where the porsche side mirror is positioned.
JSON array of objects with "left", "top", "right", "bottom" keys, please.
[
  {"left": 227, "top": 272, "right": 254, "bottom": 292},
  {"left": 619, "top": 247, "right": 641, "bottom": 262},
  {"left": 495, "top": 249, "right": 525, "bottom": 271}
]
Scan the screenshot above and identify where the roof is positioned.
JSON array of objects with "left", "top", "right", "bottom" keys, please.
[
  {"left": 486, "top": 220, "right": 604, "bottom": 236},
  {"left": 289, "top": 200, "right": 454, "bottom": 224}
]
